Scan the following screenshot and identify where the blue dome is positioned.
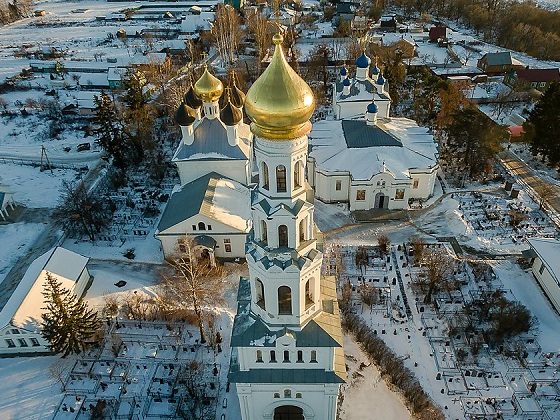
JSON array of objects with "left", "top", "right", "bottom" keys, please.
[
  {"left": 367, "top": 102, "right": 378, "bottom": 113},
  {"left": 342, "top": 78, "right": 351, "bottom": 86},
  {"left": 340, "top": 67, "right": 347, "bottom": 76},
  {"left": 376, "top": 73, "right": 385, "bottom": 85},
  {"left": 355, "top": 53, "right": 370, "bottom": 69},
  {"left": 371, "top": 65, "right": 380, "bottom": 76}
]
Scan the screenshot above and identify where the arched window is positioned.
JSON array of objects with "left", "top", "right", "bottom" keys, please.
[
  {"left": 255, "top": 279, "right": 265, "bottom": 309},
  {"left": 283, "top": 350, "right": 290, "bottom": 362},
  {"left": 299, "top": 218, "right": 306, "bottom": 242},
  {"left": 256, "top": 350, "right": 263, "bottom": 362},
  {"left": 305, "top": 279, "right": 314, "bottom": 308},
  {"left": 270, "top": 350, "right": 276, "bottom": 362},
  {"left": 278, "top": 286, "right": 292, "bottom": 315},
  {"left": 261, "top": 220, "right": 268, "bottom": 245},
  {"left": 310, "top": 350, "right": 317, "bottom": 363},
  {"left": 198, "top": 222, "right": 206, "bottom": 231},
  {"left": 278, "top": 225, "right": 288, "bottom": 247},
  {"left": 276, "top": 165, "right": 287, "bottom": 192},
  {"left": 262, "top": 162, "right": 269, "bottom": 190},
  {"left": 297, "top": 350, "right": 303, "bottom": 362},
  {"left": 284, "top": 389, "right": 292, "bottom": 398},
  {"left": 293, "top": 161, "right": 302, "bottom": 189}
]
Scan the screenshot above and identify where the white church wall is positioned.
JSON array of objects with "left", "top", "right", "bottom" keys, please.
[
  {"left": 176, "top": 159, "right": 249, "bottom": 186},
  {"left": 335, "top": 99, "right": 390, "bottom": 120},
  {"left": 314, "top": 172, "right": 350, "bottom": 203},
  {"left": 408, "top": 169, "right": 438, "bottom": 199},
  {"left": 236, "top": 382, "right": 339, "bottom": 420}
]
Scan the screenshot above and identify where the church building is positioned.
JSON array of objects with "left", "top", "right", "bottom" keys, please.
[
  {"left": 229, "top": 33, "right": 346, "bottom": 420},
  {"left": 308, "top": 52, "right": 439, "bottom": 211},
  {"left": 155, "top": 69, "right": 253, "bottom": 261}
]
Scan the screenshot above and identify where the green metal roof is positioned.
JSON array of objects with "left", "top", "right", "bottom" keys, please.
[
  {"left": 342, "top": 119, "right": 402, "bottom": 148},
  {"left": 229, "top": 367, "right": 345, "bottom": 384}
]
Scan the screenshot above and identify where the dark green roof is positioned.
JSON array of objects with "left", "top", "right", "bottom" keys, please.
[
  {"left": 229, "top": 367, "right": 345, "bottom": 384},
  {"left": 342, "top": 119, "right": 402, "bottom": 148}
]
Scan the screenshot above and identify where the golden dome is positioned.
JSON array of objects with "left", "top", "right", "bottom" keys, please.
[
  {"left": 193, "top": 65, "right": 224, "bottom": 103},
  {"left": 245, "top": 33, "right": 315, "bottom": 140}
]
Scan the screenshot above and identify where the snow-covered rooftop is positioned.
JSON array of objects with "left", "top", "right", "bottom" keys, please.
[
  {"left": 0, "top": 247, "right": 89, "bottom": 331},
  {"left": 309, "top": 118, "right": 438, "bottom": 180},
  {"left": 528, "top": 238, "right": 560, "bottom": 281}
]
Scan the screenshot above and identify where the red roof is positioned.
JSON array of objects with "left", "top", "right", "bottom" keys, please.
[
  {"left": 429, "top": 26, "right": 447, "bottom": 41},
  {"left": 508, "top": 125, "right": 525, "bottom": 138},
  {"left": 516, "top": 68, "right": 560, "bottom": 83}
]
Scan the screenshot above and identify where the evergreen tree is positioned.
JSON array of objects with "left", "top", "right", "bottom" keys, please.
[
  {"left": 524, "top": 82, "right": 560, "bottom": 166},
  {"left": 93, "top": 92, "right": 128, "bottom": 169},
  {"left": 121, "top": 69, "right": 155, "bottom": 163},
  {"left": 444, "top": 107, "right": 505, "bottom": 180},
  {"left": 41, "top": 273, "right": 99, "bottom": 357}
]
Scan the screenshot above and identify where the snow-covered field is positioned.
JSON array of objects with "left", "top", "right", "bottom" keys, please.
[
  {"left": 0, "top": 222, "right": 45, "bottom": 285},
  {"left": 0, "top": 355, "right": 65, "bottom": 419}
]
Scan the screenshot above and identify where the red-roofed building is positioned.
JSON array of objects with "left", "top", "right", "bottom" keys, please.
[
  {"left": 429, "top": 25, "right": 448, "bottom": 42},
  {"left": 505, "top": 68, "right": 560, "bottom": 92}
]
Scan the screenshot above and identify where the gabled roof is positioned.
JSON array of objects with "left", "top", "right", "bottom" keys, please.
[
  {"left": 342, "top": 119, "right": 402, "bottom": 148},
  {"left": 481, "top": 52, "right": 523, "bottom": 67},
  {"left": 173, "top": 118, "right": 250, "bottom": 161},
  {"left": 156, "top": 173, "right": 250, "bottom": 233},
  {"left": 515, "top": 68, "right": 560, "bottom": 83},
  {"left": 0, "top": 247, "right": 89, "bottom": 330},
  {"left": 528, "top": 238, "right": 560, "bottom": 281}
]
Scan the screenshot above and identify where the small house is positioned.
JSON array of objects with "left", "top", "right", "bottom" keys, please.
[
  {"left": 429, "top": 25, "right": 448, "bottom": 43},
  {"left": 505, "top": 68, "right": 560, "bottom": 92},
  {"left": 0, "top": 247, "right": 92, "bottom": 355},
  {"left": 477, "top": 52, "right": 525, "bottom": 75}
]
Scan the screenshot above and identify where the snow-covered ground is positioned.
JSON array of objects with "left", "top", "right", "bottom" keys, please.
[
  {"left": 0, "top": 222, "right": 45, "bottom": 285},
  {"left": 0, "top": 164, "right": 81, "bottom": 208},
  {"left": 340, "top": 334, "right": 411, "bottom": 419},
  {"left": 0, "top": 355, "right": 65, "bottom": 419}
]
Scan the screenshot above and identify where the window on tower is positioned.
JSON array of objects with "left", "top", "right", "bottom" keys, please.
[
  {"left": 293, "top": 161, "right": 302, "bottom": 189},
  {"left": 283, "top": 350, "right": 290, "bottom": 362},
  {"left": 310, "top": 350, "right": 317, "bottom": 363},
  {"left": 261, "top": 220, "right": 268, "bottom": 245},
  {"left": 198, "top": 222, "right": 206, "bottom": 231},
  {"left": 256, "top": 350, "right": 263, "bottom": 362},
  {"left": 299, "top": 219, "right": 306, "bottom": 243},
  {"left": 256, "top": 279, "right": 265, "bottom": 310},
  {"left": 297, "top": 350, "right": 303, "bottom": 362},
  {"left": 305, "top": 279, "right": 314, "bottom": 309},
  {"left": 270, "top": 350, "right": 277, "bottom": 362},
  {"left": 276, "top": 165, "right": 287, "bottom": 192},
  {"left": 278, "top": 286, "right": 292, "bottom": 315},
  {"left": 262, "top": 162, "right": 269, "bottom": 190},
  {"left": 278, "top": 225, "right": 288, "bottom": 247}
]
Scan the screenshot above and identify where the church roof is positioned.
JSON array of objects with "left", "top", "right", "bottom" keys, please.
[
  {"left": 309, "top": 118, "right": 438, "bottom": 180},
  {"left": 156, "top": 173, "right": 250, "bottom": 233},
  {"left": 229, "top": 367, "right": 345, "bottom": 384},
  {"left": 173, "top": 118, "right": 250, "bottom": 161},
  {"left": 335, "top": 78, "right": 391, "bottom": 105}
]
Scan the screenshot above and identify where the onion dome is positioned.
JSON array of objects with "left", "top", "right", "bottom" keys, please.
[
  {"left": 244, "top": 33, "right": 315, "bottom": 140},
  {"left": 355, "top": 52, "right": 370, "bottom": 69},
  {"left": 376, "top": 73, "right": 386, "bottom": 85},
  {"left": 175, "top": 102, "right": 195, "bottom": 126},
  {"left": 371, "top": 64, "right": 380, "bottom": 76},
  {"left": 230, "top": 72, "right": 246, "bottom": 108},
  {"left": 220, "top": 89, "right": 243, "bottom": 126},
  {"left": 340, "top": 66, "right": 348, "bottom": 76},
  {"left": 184, "top": 80, "right": 202, "bottom": 109},
  {"left": 367, "top": 101, "right": 378, "bottom": 114},
  {"left": 342, "top": 78, "right": 351, "bottom": 87},
  {"left": 193, "top": 65, "right": 224, "bottom": 103}
]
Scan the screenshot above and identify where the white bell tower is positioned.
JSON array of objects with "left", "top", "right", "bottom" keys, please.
[{"left": 229, "top": 33, "right": 346, "bottom": 420}]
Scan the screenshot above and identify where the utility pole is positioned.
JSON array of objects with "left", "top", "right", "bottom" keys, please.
[{"left": 40, "top": 145, "right": 53, "bottom": 174}]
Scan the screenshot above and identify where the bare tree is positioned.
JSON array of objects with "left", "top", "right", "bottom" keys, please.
[
  {"left": 246, "top": 9, "right": 270, "bottom": 72},
  {"left": 377, "top": 235, "right": 391, "bottom": 256},
  {"left": 211, "top": 4, "right": 242, "bottom": 66},
  {"left": 417, "top": 249, "right": 455, "bottom": 304},
  {"left": 49, "top": 359, "right": 70, "bottom": 391},
  {"left": 159, "top": 237, "right": 226, "bottom": 343},
  {"left": 410, "top": 236, "right": 426, "bottom": 263},
  {"left": 359, "top": 284, "right": 378, "bottom": 311},
  {"left": 534, "top": 183, "right": 557, "bottom": 210}
]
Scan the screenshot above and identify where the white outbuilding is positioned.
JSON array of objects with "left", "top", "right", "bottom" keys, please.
[
  {"left": 0, "top": 247, "right": 92, "bottom": 355},
  {"left": 525, "top": 238, "right": 560, "bottom": 314}
]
